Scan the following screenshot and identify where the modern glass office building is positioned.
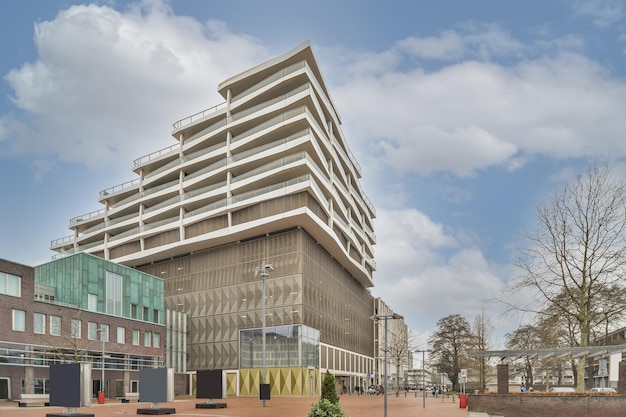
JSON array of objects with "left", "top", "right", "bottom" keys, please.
[{"left": 51, "top": 41, "right": 379, "bottom": 396}]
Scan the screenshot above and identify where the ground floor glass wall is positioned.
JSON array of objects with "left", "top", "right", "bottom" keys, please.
[{"left": 240, "top": 324, "right": 319, "bottom": 369}]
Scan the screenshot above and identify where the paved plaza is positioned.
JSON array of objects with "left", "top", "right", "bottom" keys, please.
[{"left": 0, "top": 393, "right": 470, "bottom": 417}]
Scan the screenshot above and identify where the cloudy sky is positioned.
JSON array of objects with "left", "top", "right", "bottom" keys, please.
[{"left": 2, "top": 0, "right": 626, "bottom": 348}]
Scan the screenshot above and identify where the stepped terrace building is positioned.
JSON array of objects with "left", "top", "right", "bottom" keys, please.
[{"left": 51, "top": 41, "right": 378, "bottom": 396}]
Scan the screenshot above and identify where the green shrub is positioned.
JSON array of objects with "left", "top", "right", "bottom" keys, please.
[
  {"left": 321, "top": 370, "right": 339, "bottom": 404},
  {"left": 307, "top": 398, "right": 348, "bottom": 417}
]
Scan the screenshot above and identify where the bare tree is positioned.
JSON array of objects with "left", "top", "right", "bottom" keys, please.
[
  {"left": 428, "top": 314, "right": 472, "bottom": 391},
  {"left": 535, "top": 309, "right": 570, "bottom": 389},
  {"left": 470, "top": 310, "right": 492, "bottom": 391},
  {"left": 505, "top": 324, "right": 542, "bottom": 387},
  {"left": 41, "top": 309, "right": 97, "bottom": 364},
  {"left": 515, "top": 161, "right": 626, "bottom": 391},
  {"left": 387, "top": 325, "right": 415, "bottom": 396}
]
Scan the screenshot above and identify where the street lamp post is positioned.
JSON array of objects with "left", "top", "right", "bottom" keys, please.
[
  {"left": 370, "top": 313, "right": 403, "bottom": 417},
  {"left": 255, "top": 261, "right": 274, "bottom": 408},
  {"left": 414, "top": 349, "right": 430, "bottom": 408}
]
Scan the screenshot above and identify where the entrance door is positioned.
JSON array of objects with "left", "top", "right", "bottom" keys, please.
[
  {"left": 116, "top": 380, "right": 124, "bottom": 397},
  {"left": 0, "top": 378, "right": 8, "bottom": 400},
  {"left": 92, "top": 380, "right": 108, "bottom": 398}
]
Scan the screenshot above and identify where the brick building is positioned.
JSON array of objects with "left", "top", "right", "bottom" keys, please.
[{"left": 0, "top": 253, "right": 165, "bottom": 401}]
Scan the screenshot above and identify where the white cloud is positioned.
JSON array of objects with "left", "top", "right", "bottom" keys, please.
[
  {"left": 333, "top": 48, "right": 626, "bottom": 177},
  {"left": 397, "top": 31, "right": 465, "bottom": 61},
  {"left": 2, "top": 0, "right": 266, "bottom": 174},
  {"left": 397, "top": 24, "right": 524, "bottom": 62},
  {"left": 372, "top": 207, "right": 515, "bottom": 342},
  {"left": 569, "top": 0, "right": 626, "bottom": 27}
]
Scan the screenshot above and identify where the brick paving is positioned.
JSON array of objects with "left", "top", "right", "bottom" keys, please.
[{"left": 0, "top": 393, "right": 470, "bottom": 417}]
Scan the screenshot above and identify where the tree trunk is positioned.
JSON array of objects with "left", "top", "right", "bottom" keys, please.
[{"left": 576, "top": 357, "right": 586, "bottom": 391}]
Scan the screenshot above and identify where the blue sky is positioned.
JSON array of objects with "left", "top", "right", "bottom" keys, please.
[{"left": 2, "top": 0, "right": 626, "bottom": 347}]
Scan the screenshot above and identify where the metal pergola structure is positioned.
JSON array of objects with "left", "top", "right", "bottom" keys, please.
[{"left": 468, "top": 344, "right": 626, "bottom": 361}]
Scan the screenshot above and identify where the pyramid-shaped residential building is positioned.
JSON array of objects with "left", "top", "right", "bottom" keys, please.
[{"left": 51, "top": 40, "right": 378, "bottom": 396}]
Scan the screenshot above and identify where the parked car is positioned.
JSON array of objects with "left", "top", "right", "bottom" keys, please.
[
  {"left": 548, "top": 387, "right": 576, "bottom": 392},
  {"left": 590, "top": 387, "right": 616, "bottom": 393}
]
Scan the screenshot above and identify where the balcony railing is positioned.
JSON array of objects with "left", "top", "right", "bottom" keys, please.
[
  {"left": 231, "top": 175, "right": 310, "bottom": 204},
  {"left": 231, "top": 128, "right": 310, "bottom": 163},
  {"left": 230, "top": 83, "right": 310, "bottom": 125},
  {"left": 50, "top": 235, "right": 75, "bottom": 249},
  {"left": 231, "top": 106, "right": 306, "bottom": 145},
  {"left": 69, "top": 209, "right": 105, "bottom": 226},
  {"left": 232, "top": 60, "right": 306, "bottom": 102},
  {"left": 172, "top": 102, "right": 227, "bottom": 131},
  {"left": 100, "top": 179, "right": 140, "bottom": 200},
  {"left": 133, "top": 144, "right": 178, "bottom": 169}
]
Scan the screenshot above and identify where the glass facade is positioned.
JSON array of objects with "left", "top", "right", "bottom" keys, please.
[
  {"left": 106, "top": 271, "right": 123, "bottom": 315},
  {"left": 240, "top": 324, "right": 319, "bottom": 369},
  {"left": 34, "top": 253, "right": 164, "bottom": 323}
]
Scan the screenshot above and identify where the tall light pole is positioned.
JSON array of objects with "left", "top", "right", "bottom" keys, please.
[
  {"left": 370, "top": 313, "right": 403, "bottom": 417},
  {"left": 255, "top": 261, "right": 273, "bottom": 407},
  {"left": 414, "top": 349, "right": 430, "bottom": 408}
]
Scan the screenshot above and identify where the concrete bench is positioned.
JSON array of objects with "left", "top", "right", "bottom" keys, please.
[
  {"left": 17, "top": 393, "right": 50, "bottom": 407},
  {"left": 120, "top": 392, "right": 140, "bottom": 403}
]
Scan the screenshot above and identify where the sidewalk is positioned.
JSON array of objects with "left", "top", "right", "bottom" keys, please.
[{"left": 0, "top": 393, "right": 470, "bottom": 417}]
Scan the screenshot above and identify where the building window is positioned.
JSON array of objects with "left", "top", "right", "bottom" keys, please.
[
  {"left": 50, "top": 316, "right": 61, "bottom": 336},
  {"left": 0, "top": 272, "right": 21, "bottom": 297},
  {"left": 100, "top": 324, "right": 109, "bottom": 342},
  {"left": 71, "top": 319, "right": 81, "bottom": 338},
  {"left": 130, "top": 304, "right": 138, "bottom": 319},
  {"left": 88, "top": 322, "right": 98, "bottom": 340},
  {"left": 34, "top": 378, "right": 49, "bottom": 394},
  {"left": 117, "top": 327, "right": 125, "bottom": 344},
  {"left": 143, "top": 306, "right": 150, "bottom": 322},
  {"left": 88, "top": 293, "right": 98, "bottom": 311},
  {"left": 34, "top": 283, "right": 55, "bottom": 302},
  {"left": 144, "top": 331, "right": 151, "bottom": 347},
  {"left": 132, "top": 330, "right": 140, "bottom": 346},
  {"left": 34, "top": 313, "right": 46, "bottom": 334},
  {"left": 12, "top": 309, "right": 25, "bottom": 331},
  {"left": 153, "top": 309, "right": 160, "bottom": 324},
  {"left": 105, "top": 271, "right": 123, "bottom": 316},
  {"left": 130, "top": 380, "right": 139, "bottom": 393},
  {"left": 153, "top": 333, "right": 160, "bottom": 348}
]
